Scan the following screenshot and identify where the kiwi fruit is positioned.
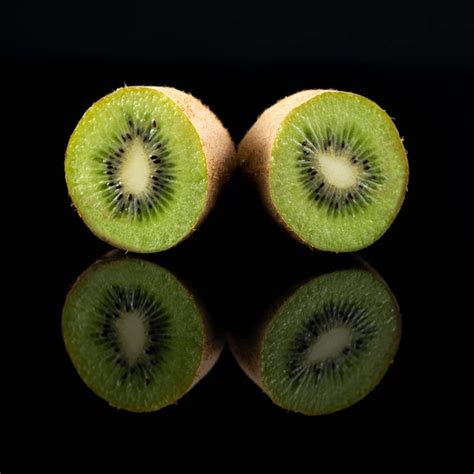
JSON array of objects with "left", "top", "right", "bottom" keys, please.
[
  {"left": 229, "top": 264, "right": 401, "bottom": 415},
  {"left": 238, "top": 90, "right": 408, "bottom": 252},
  {"left": 65, "top": 86, "right": 235, "bottom": 252},
  {"left": 62, "top": 257, "right": 223, "bottom": 412}
]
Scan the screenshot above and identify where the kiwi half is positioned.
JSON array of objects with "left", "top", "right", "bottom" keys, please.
[
  {"left": 238, "top": 90, "right": 408, "bottom": 252},
  {"left": 65, "top": 86, "right": 235, "bottom": 252},
  {"left": 229, "top": 265, "right": 401, "bottom": 415},
  {"left": 62, "top": 257, "right": 223, "bottom": 412}
]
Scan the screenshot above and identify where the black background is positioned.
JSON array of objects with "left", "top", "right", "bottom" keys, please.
[{"left": 6, "top": 0, "right": 470, "bottom": 462}]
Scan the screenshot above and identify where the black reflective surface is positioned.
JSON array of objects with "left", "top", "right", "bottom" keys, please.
[{"left": 10, "top": 26, "right": 469, "bottom": 455}]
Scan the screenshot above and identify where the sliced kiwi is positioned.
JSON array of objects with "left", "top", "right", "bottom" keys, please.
[
  {"left": 62, "top": 257, "right": 223, "bottom": 412},
  {"left": 229, "top": 265, "right": 401, "bottom": 415},
  {"left": 238, "top": 90, "right": 408, "bottom": 252},
  {"left": 65, "top": 86, "right": 235, "bottom": 252}
]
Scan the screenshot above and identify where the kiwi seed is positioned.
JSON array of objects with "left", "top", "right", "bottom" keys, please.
[{"left": 296, "top": 125, "right": 385, "bottom": 215}]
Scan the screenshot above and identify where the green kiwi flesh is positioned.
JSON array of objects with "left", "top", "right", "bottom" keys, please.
[
  {"left": 62, "top": 258, "right": 217, "bottom": 412},
  {"left": 257, "top": 268, "right": 400, "bottom": 415}
]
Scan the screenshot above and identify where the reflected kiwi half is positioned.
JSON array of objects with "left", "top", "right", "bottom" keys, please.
[
  {"left": 229, "top": 263, "right": 401, "bottom": 415},
  {"left": 62, "top": 257, "right": 223, "bottom": 412}
]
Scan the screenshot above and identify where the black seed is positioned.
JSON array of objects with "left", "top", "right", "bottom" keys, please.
[
  {"left": 128, "top": 120, "right": 134, "bottom": 127},
  {"left": 126, "top": 133, "right": 132, "bottom": 140},
  {"left": 106, "top": 171, "right": 113, "bottom": 175},
  {"left": 152, "top": 119, "right": 157, "bottom": 128}
]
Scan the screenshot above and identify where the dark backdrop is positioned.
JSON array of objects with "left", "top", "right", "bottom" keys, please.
[{"left": 5, "top": 0, "right": 470, "bottom": 464}]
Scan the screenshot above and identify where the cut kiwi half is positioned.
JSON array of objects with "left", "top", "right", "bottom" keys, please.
[
  {"left": 65, "top": 86, "right": 235, "bottom": 252},
  {"left": 62, "top": 257, "right": 223, "bottom": 412},
  {"left": 229, "top": 264, "right": 401, "bottom": 415},
  {"left": 238, "top": 90, "right": 408, "bottom": 252}
]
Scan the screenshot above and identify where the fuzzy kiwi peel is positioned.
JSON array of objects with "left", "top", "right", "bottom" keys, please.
[
  {"left": 238, "top": 89, "right": 409, "bottom": 252},
  {"left": 65, "top": 86, "right": 236, "bottom": 253},
  {"left": 229, "top": 259, "right": 401, "bottom": 415},
  {"left": 62, "top": 256, "right": 223, "bottom": 412}
]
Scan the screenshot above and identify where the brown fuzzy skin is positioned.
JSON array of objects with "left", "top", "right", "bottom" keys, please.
[
  {"left": 228, "top": 315, "right": 269, "bottom": 388},
  {"left": 190, "top": 302, "right": 224, "bottom": 389},
  {"left": 153, "top": 87, "right": 236, "bottom": 232},
  {"left": 62, "top": 256, "right": 224, "bottom": 412},
  {"left": 238, "top": 90, "right": 325, "bottom": 247}
]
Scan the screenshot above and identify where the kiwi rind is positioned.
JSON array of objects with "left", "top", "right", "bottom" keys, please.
[
  {"left": 62, "top": 257, "right": 224, "bottom": 412},
  {"left": 238, "top": 89, "right": 409, "bottom": 252},
  {"left": 65, "top": 86, "right": 236, "bottom": 253},
  {"left": 228, "top": 260, "right": 401, "bottom": 415}
]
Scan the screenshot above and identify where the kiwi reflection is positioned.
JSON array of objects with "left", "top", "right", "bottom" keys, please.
[
  {"left": 62, "top": 257, "right": 223, "bottom": 413},
  {"left": 229, "top": 260, "right": 401, "bottom": 416}
]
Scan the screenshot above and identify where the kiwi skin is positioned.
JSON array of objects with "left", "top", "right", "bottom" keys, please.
[
  {"left": 66, "top": 86, "right": 236, "bottom": 252},
  {"left": 228, "top": 259, "right": 401, "bottom": 416},
  {"left": 62, "top": 256, "right": 224, "bottom": 412},
  {"left": 237, "top": 89, "right": 409, "bottom": 251},
  {"left": 154, "top": 87, "right": 236, "bottom": 222}
]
